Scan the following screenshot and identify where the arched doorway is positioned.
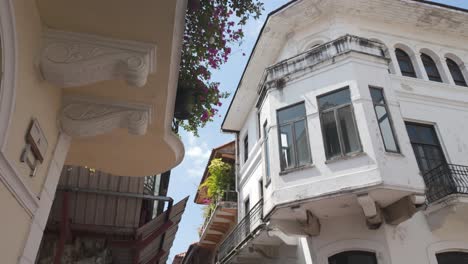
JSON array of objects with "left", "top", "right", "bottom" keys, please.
[
  {"left": 436, "top": 251, "right": 468, "bottom": 264},
  {"left": 329, "top": 250, "right": 378, "bottom": 264}
]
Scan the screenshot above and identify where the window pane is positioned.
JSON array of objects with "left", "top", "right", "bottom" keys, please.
[
  {"left": 338, "top": 106, "right": 361, "bottom": 154},
  {"left": 421, "top": 53, "right": 442, "bottom": 82},
  {"left": 294, "top": 120, "right": 311, "bottom": 165},
  {"left": 278, "top": 103, "right": 306, "bottom": 124},
  {"left": 318, "top": 88, "right": 351, "bottom": 111},
  {"left": 263, "top": 122, "right": 270, "bottom": 180},
  {"left": 280, "top": 125, "right": 295, "bottom": 169},
  {"left": 396, "top": 48, "right": 416, "bottom": 78},
  {"left": 447, "top": 58, "right": 468, "bottom": 87},
  {"left": 244, "top": 135, "right": 249, "bottom": 162},
  {"left": 370, "top": 88, "right": 384, "bottom": 104},
  {"left": 322, "top": 111, "right": 341, "bottom": 158},
  {"left": 375, "top": 105, "right": 398, "bottom": 152},
  {"left": 406, "top": 124, "right": 438, "bottom": 145}
]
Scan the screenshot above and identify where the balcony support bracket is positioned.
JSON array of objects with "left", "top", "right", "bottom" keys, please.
[
  {"left": 383, "top": 196, "right": 417, "bottom": 225},
  {"left": 357, "top": 194, "right": 383, "bottom": 229}
]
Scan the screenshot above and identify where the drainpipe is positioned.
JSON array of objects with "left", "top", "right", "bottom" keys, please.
[{"left": 234, "top": 131, "right": 240, "bottom": 220}]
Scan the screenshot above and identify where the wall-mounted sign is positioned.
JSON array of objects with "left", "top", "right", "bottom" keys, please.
[{"left": 21, "top": 119, "right": 48, "bottom": 177}]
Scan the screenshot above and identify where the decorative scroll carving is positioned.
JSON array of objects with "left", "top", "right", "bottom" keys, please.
[
  {"left": 41, "top": 30, "right": 157, "bottom": 87},
  {"left": 60, "top": 97, "right": 152, "bottom": 137}
]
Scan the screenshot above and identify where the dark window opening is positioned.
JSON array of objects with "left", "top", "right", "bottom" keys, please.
[
  {"left": 446, "top": 58, "right": 467, "bottom": 87},
  {"left": 329, "top": 251, "right": 378, "bottom": 264},
  {"left": 277, "top": 102, "right": 312, "bottom": 171},
  {"left": 436, "top": 251, "right": 468, "bottom": 264},
  {"left": 318, "top": 88, "right": 362, "bottom": 159},
  {"left": 405, "top": 122, "right": 446, "bottom": 174},
  {"left": 263, "top": 121, "right": 271, "bottom": 183},
  {"left": 396, "top": 48, "right": 417, "bottom": 78},
  {"left": 370, "top": 87, "right": 399, "bottom": 153},
  {"left": 421, "top": 53, "right": 442, "bottom": 82},
  {"left": 259, "top": 179, "right": 264, "bottom": 200},
  {"left": 243, "top": 135, "right": 249, "bottom": 163}
]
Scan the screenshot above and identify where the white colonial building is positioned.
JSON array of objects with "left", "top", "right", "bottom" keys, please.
[{"left": 219, "top": 1, "right": 468, "bottom": 264}]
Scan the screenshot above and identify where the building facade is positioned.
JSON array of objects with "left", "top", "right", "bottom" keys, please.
[
  {"left": 0, "top": 0, "right": 187, "bottom": 263},
  {"left": 220, "top": 1, "right": 468, "bottom": 263}
]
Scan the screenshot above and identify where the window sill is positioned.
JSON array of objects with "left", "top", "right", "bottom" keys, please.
[
  {"left": 279, "top": 164, "right": 315, "bottom": 176},
  {"left": 384, "top": 151, "right": 404, "bottom": 158},
  {"left": 325, "top": 151, "right": 366, "bottom": 164}
]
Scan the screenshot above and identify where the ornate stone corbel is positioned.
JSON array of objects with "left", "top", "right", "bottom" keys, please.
[
  {"left": 60, "top": 96, "right": 152, "bottom": 137},
  {"left": 41, "top": 30, "right": 157, "bottom": 88},
  {"left": 357, "top": 194, "right": 383, "bottom": 229}
]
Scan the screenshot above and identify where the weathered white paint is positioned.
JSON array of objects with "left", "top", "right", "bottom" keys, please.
[{"left": 224, "top": 0, "right": 468, "bottom": 263}]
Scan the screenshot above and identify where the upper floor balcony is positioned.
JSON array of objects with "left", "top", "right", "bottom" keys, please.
[
  {"left": 424, "top": 163, "right": 468, "bottom": 204},
  {"left": 198, "top": 191, "right": 238, "bottom": 248},
  {"left": 217, "top": 199, "right": 265, "bottom": 264}
]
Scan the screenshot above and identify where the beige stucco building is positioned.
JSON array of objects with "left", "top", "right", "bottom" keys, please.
[{"left": 0, "top": 0, "right": 187, "bottom": 263}]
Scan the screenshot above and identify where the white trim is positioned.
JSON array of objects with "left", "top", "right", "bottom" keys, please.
[
  {"left": 0, "top": 0, "right": 17, "bottom": 150},
  {"left": 427, "top": 241, "right": 468, "bottom": 264},
  {"left": 20, "top": 133, "right": 71, "bottom": 264},
  {"left": 317, "top": 239, "right": 391, "bottom": 264},
  {"left": 0, "top": 0, "right": 39, "bottom": 216},
  {"left": 0, "top": 152, "right": 38, "bottom": 216}
]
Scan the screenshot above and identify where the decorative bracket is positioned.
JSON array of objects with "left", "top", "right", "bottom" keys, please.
[
  {"left": 41, "top": 30, "right": 157, "bottom": 88},
  {"left": 60, "top": 96, "right": 152, "bottom": 137},
  {"left": 357, "top": 194, "right": 383, "bottom": 229}
]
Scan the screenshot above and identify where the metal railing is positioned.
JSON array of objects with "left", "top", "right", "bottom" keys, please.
[
  {"left": 423, "top": 163, "right": 468, "bottom": 203},
  {"left": 217, "top": 199, "right": 264, "bottom": 263},
  {"left": 200, "top": 191, "right": 238, "bottom": 235}
]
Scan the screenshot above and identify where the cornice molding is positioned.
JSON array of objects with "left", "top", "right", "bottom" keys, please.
[
  {"left": 60, "top": 96, "right": 153, "bottom": 137},
  {"left": 40, "top": 30, "right": 157, "bottom": 88}
]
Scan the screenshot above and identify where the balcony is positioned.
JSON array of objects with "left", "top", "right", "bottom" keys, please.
[
  {"left": 198, "top": 191, "right": 238, "bottom": 248},
  {"left": 423, "top": 163, "right": 468, "bottom": 204},
  {"left": 218, "top": 199, "right": 264, "bottom": 264}
]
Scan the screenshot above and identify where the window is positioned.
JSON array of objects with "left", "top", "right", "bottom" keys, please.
[
  {"left": 244, "top": 197, "right": 250, "bottom": 217},
  {"left": 277, "top": 102, "right": 312, "bottom": 170},
  {"left": 396, "top": 48, "right": 417, "bottom": 78},
  {"left": 259, "top": 179, "right": 264, "bottom": 200},
  {"left": 318, "top": 88, "right": 361, "bottom": 159},
  {"left": 243, "top": 135, "right": 249, "bottom": 163},
  {"left": 370, "top": 87, "right": 399, "bottom": 153},
  {"left": 329, "top": 251, "right": 378, "bottom": 264},
  {"left": 405, "top": 122, "right": 446, "bottom": 173},
  {"left": 446, "top": 58, "right": 467, "bottom": 87},
  {"left": 263, "top": 121, "right": 271, "bottom": 183},
  {"left": 436, "top": 251, "right": 468, "bottom": 264},
  {"left": 421, "top": 53, "right": 442, "bottom": 82}
]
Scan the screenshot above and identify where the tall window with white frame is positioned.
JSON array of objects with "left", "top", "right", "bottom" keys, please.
[
  {"left": 446, "top": 58, "right": 467, "bottom": 87},
  {"left": 243, "top": 134, "right": 249, "bottom": 163},
  {"left": 395, "top": 48, "right": 417, "bottom": 78},
  {"left": 318, "top": 87, "right": 362, "bottom": 159},
  {"left": 421, "top": 53, "right": 442, "bottom": 82},
  {"left": 263, "top": 121, "right": 271, "bottom": 184},
  {"left": 277, "top": 102, "right": 312, "bottom": 171},
  {"left": 370, "top": 87, "right": 400, "bottom": 153}
]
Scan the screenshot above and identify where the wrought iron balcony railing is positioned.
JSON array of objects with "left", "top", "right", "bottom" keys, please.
[
  {"left": 217, "top": 199, "right": 264, "bottom": 264},
  {"left": 423, "top": 163, "right": 468, "bottom": 203},
  {"left": 200, "top": 191, "right": 238, "bottom": 236}
]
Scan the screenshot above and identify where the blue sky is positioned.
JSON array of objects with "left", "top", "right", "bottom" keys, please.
[{"left": 167, "top": 0, "right": 468, "bottom": 262}]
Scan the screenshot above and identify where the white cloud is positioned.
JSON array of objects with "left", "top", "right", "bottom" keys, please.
[
  {"left": 184, "top": 134, "right": 211, "bottom": 177},
  {"left": 186, "top": 146, "right": 211, "bottom": 160}
]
